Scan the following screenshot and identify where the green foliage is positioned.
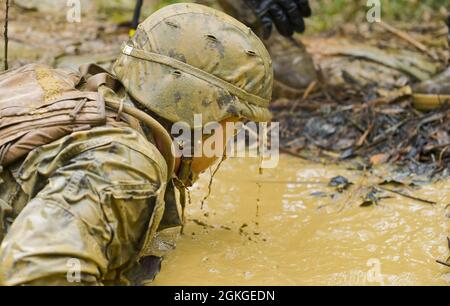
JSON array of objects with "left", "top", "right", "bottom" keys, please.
[
  {"left": 91, "top": 0, "right": 448, "bottom": 29},
  {"left": 95, "top": 0, "right": 189, "bottom": 23},
  {"left": 154, "top": 0, "right": 189, "bottom": 10},
  {"left": 308, "top": 0, "right": 449, "bottom": 32}
]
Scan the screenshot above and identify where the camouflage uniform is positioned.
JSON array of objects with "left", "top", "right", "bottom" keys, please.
[
  {"left": 0, "top": 75, "right": 183, "bottom": 285},
  {"left": 0, "top": 3, "right": 273, "bottom": 285},
  {"left": 0, "top": 126, "right": 174, "bottom": 285}
]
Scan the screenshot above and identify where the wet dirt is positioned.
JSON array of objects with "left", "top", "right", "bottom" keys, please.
[{"left": 153, "top": 155, "right": 450, "bottom": 286}]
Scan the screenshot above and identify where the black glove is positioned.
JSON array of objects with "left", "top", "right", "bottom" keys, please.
[{"left": 244, "top": 0, "right": 311, "bottom": 39}]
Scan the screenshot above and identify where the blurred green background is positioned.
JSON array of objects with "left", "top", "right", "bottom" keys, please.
[
  {"left": 10, "top": 0, "right": 449, "bottom": 30},
  {"left": 124, "top": 0, "right": 450, "bottom": 32},
  {"left": 308, "top": 0, "right": 449, "bottom": 32}
]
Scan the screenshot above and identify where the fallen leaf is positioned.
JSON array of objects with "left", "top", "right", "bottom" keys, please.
[{"left": 370, "top": 153, "right": 390, "bottom": 165}]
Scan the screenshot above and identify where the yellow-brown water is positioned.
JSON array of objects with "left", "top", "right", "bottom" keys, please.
[{"left": 154, "top": 155, "right": 450, "bottom": 286}]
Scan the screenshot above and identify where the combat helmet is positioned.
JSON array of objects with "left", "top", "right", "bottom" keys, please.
[{"left": 113, "top": 3, "right": 274, "bottom": 127}]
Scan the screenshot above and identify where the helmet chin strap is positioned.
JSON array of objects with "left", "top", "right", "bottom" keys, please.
[
  {"left": 176, "top": 156, "right": 194, "bottom": 187},
  {"left": 177, "top": 137, "right": 230, "bottom": 188}
]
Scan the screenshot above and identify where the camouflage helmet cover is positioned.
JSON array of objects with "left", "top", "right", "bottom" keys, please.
[{"left": 113, "top": 3, "right": 273, "bottom": 127}]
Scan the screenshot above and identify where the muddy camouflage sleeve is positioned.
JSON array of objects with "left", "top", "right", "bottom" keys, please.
[{"left": 0, "top": 128, "right": 166, "bottom": 286}]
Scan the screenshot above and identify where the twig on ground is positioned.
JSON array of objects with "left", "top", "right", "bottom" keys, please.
[
  {"left": 4, "top": 0, "right": 10, "bottom": 71},
  {"left": 378, "top": 186, "right": 437, "bottom": 205},
  {"left": 378, "top": 21, "right": 438, "bottom": 61},
  {"left": 290, "top": 81, "right": 318, "bottom": 112},
  {"left": 436, "top": 260, "right": 450, "bottom": 268}
]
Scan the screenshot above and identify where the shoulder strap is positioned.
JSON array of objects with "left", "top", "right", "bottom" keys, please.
[
  {"left": 79, "top": 63, "right": 123, "bottom": 92},
  {"left": 79, "top": 64, "right": 175, "bottom": 181}
]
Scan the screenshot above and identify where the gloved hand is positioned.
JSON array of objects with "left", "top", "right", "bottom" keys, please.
[{"left": 244, "top": 0, "right": 311, "bottom": 39}]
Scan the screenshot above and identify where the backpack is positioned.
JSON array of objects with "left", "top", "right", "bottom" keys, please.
[
  {"left": 0, "top": 63, "right": 175, "bottom": 177},
  {"left": 0, "top": 64, "right": 107, "bottom": 166}
]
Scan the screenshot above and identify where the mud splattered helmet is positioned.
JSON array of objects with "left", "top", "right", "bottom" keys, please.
[{"left": 113, "top": 3, "right": 273, "bottom": 127}]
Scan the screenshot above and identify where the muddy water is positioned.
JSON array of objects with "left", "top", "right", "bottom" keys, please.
[{"left": 153, "top": 155, "right": 450, "bottom": 286}]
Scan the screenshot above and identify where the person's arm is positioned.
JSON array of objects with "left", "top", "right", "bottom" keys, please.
[
  {"left": 244, "top": 0, "right": 311, "bottom": 38},
  {"left": 0, "top": 136, "right": 164, "bottom": 286}
]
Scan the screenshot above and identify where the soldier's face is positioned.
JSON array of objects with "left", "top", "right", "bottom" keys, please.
[{"left": 189, "top": 117, "right": 241, "bottom": 175}]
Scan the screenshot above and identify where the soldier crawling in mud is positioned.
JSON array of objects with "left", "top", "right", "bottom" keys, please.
[{"left": 0, "top": 1, "right": 312, "bottom": 285}]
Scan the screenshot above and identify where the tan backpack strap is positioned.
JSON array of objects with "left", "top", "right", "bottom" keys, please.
[
  {"left": 79, "top": 63, "right": 109, "bottom": 80},
  {"left": 85, "top": 73, "right": 122, "bottom": 92},
  {"left": 105, "top": 99, "right": 175, "bottom": 182},
  {"left": 0, "top": 143, "right": 11, "bottom": 166},
  {"left": 79, "top": 63, "right": 122, "bottom": 92},
  {"left": 80, "top": 64, "right": 175, "bottom": 180}
]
